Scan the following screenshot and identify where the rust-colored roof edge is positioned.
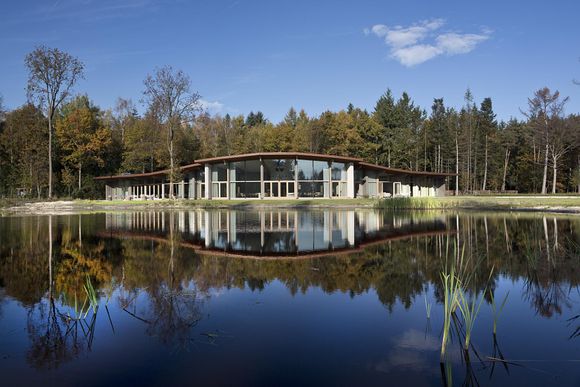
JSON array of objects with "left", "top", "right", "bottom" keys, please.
[
  {"left": 94, "top": 162, "right": 202, "bottom": 181},
  {"left": 94, "top": 152, "right": 454, "bottom": 181},
  {"left": 194, "top": 152, "right": 363, "bottom": 164}
]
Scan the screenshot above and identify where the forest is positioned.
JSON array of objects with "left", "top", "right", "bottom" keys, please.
[{"left": 0, "top": 46, "right": 579, "bottom": 199}]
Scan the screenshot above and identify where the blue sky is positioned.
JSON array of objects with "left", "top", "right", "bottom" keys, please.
[{"left": 1, "top": 0, "right": 579, "bottom": 122}]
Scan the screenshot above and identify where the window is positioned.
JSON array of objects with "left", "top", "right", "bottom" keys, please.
[
  {"left": 331, "top": 162, "right": 346, "bottom": 181},
  {"left": 297, "top": 159, "right": 313, "bottom": 180},
  {"left": 313, "top": 160, "right": 329, "bottom": 180},
  {"left": 211, "top": 163, "right": 227, "bottom": 181},
  {"left": 212, "top": 182, "right": 227, "bottom": 198},
  {"left": 298, "top": 182, "right": 326, "bottom": 198},
  {"left": 231, "top": 182, "right": 260, "bottom": 198},
  {"left": 264, "top": 159, "right": 295, "bottom": 180}
]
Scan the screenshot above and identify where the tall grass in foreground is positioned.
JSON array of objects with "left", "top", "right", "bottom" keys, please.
[
  {"left": 64, "top": 276, "right": 100, "bottom": 321},
  {"left": 375, "top": 197, "right": 444, "bottom": 210},
  {"left": 490, "top": 290, "right": 510, "bottom": 335},
  {"left": 424, "top": 294, "right": 432, "bottom": 319},
  {"left": 440, "top": 263, "right": 462, "bottom": 360},
  {"left": 457, "top": 288, "right": 486, "bottom": 350},
  {"left": 438, "top": 245, "right": 494, "bottom": 360}
]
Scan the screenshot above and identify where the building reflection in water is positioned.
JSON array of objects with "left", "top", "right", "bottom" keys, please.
[{"left": 104, "top": 209, "right": 449, "bottom": 257}]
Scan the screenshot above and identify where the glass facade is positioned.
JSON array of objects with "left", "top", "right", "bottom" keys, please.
[
  {"left": 231, "top": 160, "right": 260, "bottom": 182},
  {"left": 211, "top": 163, "right": 227, "bottom": 182},
  {"left": 264, "top": 159, "right": 295, "bottom": 180},
  {"left": 230, "top": 160, "right": 261, "bottom": 198},
  {"left": 103, "top": 154, "right": 447, "bottom": 200},
  {"left": 231, "top": 182, "right": 261, "bottom": 198},
  {"left": 331, "top": 162, "right": 346, "bottom": 181}
]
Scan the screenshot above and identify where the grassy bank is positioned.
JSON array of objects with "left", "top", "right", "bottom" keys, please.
[
  {"left": 4, "top": 196, "right": 580, "bottom": 214},
  {"left": 81, "top": 198, "right": 379, "bottom": 208},
  {"left": 374, "top": 196, "right": 580, "bottom": 212}
]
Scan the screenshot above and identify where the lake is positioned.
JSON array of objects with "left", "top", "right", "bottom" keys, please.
[{"left": 1, "top": 209, "right": 580, "bottom": 386}]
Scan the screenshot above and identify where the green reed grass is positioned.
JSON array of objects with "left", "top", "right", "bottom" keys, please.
[
  {"left": 84, "top": 276, "right": 99, "bottom": 314},
  {"left": 457, "top": 288, "right": 485, "bottom": 350},
  {"left": 424, "top": 294, "right": 432, "bottom": 319},
  {"left": 440, "top": 263, "right": 462, "bottom": 360},
  {"left": 490, "top": 290, "right": 509, "bottom": 335},
  {"left": 64, "top": 276, "right": 99, "bottom": 321},
  {"left": 374, "top": 197, "right": 443, "bottom": 210}
]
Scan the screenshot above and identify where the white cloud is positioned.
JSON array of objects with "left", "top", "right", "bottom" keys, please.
[
  {"left": 391, "top": 44, "right": 442, "bottom": 67},
  {"left": 435, "top": 32, "right": 489, "bottom": 55},
  {"left": 365, "top": 19, "right": 491, "bottom": 66},
  {"left": 199, "top": 99, "right": 224, "bottom": 114}
]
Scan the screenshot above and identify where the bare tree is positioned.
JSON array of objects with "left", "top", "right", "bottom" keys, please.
[
  {"left": 114, "top": 97, "right": 136, "bottom": 144},
  {"left": 142, "top": 66, "right": 201, "bottom": 198},
  {"left": 549, "top": 117, "right": 572, "bottom": 193},
  {"left": 523, "top": 88, "right": 568, "bottom": 194},
  {"left": 25, "top": 46, "right": 84, "bottom": 198}
]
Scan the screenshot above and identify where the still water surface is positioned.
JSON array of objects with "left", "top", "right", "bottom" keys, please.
[{"left": 1, "top": 209, "right": 580, "bottom": 386}]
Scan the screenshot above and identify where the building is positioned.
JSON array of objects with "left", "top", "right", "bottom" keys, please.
[{"left": 95, "top": 152, "right": 452, "bottom": 200}]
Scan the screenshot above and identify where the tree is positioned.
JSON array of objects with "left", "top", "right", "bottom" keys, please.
[
  {"left": 373, "top": 89, "right": 396, "bottom": 167},
  {"left": 498, "top": 119, "right": 521, "bottom": 191},
  {"left": 55, "top": 96, "right": 112, "bottom": 195},
  {"left": 113, "top": 97, "right": 137, "bottom": 144},
  {"left": 142, "top": 66, "right": 201, "bottom": 198},
  {"left": 122, "top": 111, "right": 163, "bottom": 173},
  {"left": 25, "top": 46, "right": 84, "bottom": 198},
  {"left": 524, "top": 88, "right": 569, "bottom": 194},
  {"left": 0, "top": 104, "right": 48, "bottom": 197},
  {"left": 478, "top": 98, "right": 497, "bottom": 190},
  {"left": 549, "top": 117, "right": 572, "bottom": 193},
  {"left": 245, "top": 111, "right": 267, "bottom": 127},
  {"left": 374, "top": 90, "right": 424, "bottom": 169}
]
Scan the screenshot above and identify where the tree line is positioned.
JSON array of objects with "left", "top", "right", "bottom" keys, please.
[{"left": 0, "top": 46, "right": 579, "bottom": 198}]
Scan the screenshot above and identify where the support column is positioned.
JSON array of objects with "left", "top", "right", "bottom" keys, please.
[
  {"left": 189, "top": 177, "right": 196, "bottom": 199},
  {"left": 226, "top": 164, "right": 230, "bottom": 199},
  {"left": 346, "top": 163, "right": 355, "bottom": 198},
  {"left": 260, "top": 158, "right": 264, "bottom": 199},
  {"left": 328, "top": 162, "right": 333, "bottom": 199},
  {"left": 294, "top": 158, "right": 299, "bottom": 199},
  {"left": 204, "top": 164, "right": 211, "bottom": 199},
  {"left": 161, "top": 182, "right": 165, "bottom": 199},
  {"left": 180, "top": 180, "right": 185, "bottom": 199}
]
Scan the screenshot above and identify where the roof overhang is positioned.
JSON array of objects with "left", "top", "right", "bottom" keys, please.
[{"left": 95, "top": 152, "right": 454, "bottom": 182}]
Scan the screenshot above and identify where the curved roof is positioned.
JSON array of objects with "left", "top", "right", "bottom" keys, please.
[{"left": 95, "top": 152, "right": 453, "bottom": 181}]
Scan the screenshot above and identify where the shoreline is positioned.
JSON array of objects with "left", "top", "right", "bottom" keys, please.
[{"left": 2, "top": 196, "right": 580, "bottom": 215}]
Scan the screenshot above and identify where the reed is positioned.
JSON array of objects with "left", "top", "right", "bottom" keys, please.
[
  {"left": 457, "top": 288, "right": 485, "bottom": 350},
  {"left": 424, "top": 294, "right": 432, "bottom": 319},
  {"left": 84, "top": 276, "right": 99, "bottom": 314},
  {"left": 440, "top": 263, "right": 461, "bottom": 360},
  {"left": 374, "top": 197, "right": 443, "bottom": 210},
  {"left": 490, "top": 290, "right": 509, "bottom": 335}
]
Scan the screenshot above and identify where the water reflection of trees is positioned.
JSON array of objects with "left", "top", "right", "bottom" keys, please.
[{"left": 4, "top": 212, "right": 580, "bottom": 368}]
